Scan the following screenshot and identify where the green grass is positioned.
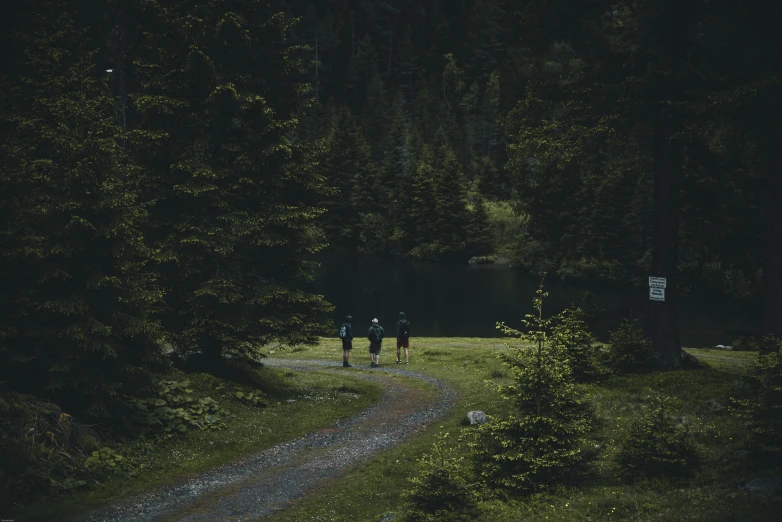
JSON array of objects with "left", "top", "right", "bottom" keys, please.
[
  {"left": 263, "top": 338, "right": 780, "bottom": 522},
  {"left": 10, "top": 363, "right": 382, "bottom": 522},
  {"left": 12, "top": 339, "right": 779, "bottom": 522}
]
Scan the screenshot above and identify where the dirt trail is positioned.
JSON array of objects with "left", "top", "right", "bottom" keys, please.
[{"left": 78, "top": 359, "right": 456, "bottom": 522}]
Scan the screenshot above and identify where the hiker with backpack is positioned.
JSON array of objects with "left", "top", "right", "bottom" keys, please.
[
  {"left": 396, "top": 312, "right": 411, "bottom": 364},
  {"left": 368, "top": 318, "right": 385, "bottom": 367},
  {"left": 339, "top": 315, "right": 354, "bottom": 367}
]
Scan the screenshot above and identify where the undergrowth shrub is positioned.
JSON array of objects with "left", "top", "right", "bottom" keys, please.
[
  {"left": 602, "top": 317, "right": 657, "bottom": 374},
  {"left": 402, "top": 431, "right": 478, "bottom": 522},
  {"left": 0, "top": 393, "right": 98, "bottom": 505},
  {"left": 731, "top": 335, "right": 759, "bottom": 352},
  {"left": 549, "top": 306, "right": 604, "bottom": 383},
  {"left": 470, "top": 282, "right": 595, "bottom": 495},
  {"left": 121, "top": 378, "right": 227, "bottom": 436},
  {"left": 616, "top": 393, "right": 701, "bottom": 480},
  {"left": 730, "top": 336, "right": 782, "bottom": 463}
]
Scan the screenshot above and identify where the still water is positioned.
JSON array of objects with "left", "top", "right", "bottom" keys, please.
[{"left": 304, "top": 250, "right": 756, "bottom": 347}]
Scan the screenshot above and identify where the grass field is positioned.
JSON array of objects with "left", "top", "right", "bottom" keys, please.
[
  {"left": 10, "top": 364, "right": 383, "bottom": 522},
  {"left": 11, "top": 338, "right": 781, "bottom": 522},
  {"left": 266, "top": 338, "right": 781, "bottom": 522}
]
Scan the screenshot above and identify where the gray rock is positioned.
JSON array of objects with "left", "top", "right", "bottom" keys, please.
[
  {"left": 467, "top": 410, "right": 487, "bottom": 425},
  {"left": 468, "top": 256, "right": 495, "bottom": 265}
]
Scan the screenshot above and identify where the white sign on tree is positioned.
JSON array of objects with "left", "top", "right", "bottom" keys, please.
[
  {"left": 649, "top": 287, "right": 665, "bottom": 301},
  {"left": 648, "top": 276, "right": 667, "bottom": 288}
]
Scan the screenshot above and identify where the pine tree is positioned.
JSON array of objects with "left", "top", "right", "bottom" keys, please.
[
  {"left": 381, "top": 93, "right": 416, "bottom": 225},
  {"left": 464, "top": 0, "right": 507, "bottom": 83},
  {"left": 130, "top": 0, "right": 333, "bottom": 365},
  {"left": 471, "top": 284, "right": 595, "bottom": 493},
  {"left": 403, "top": 146, "right": 438, "bottom": 253},
  {"left": 481, "top": 70, "right": 502, "bottom": 162},
  {"left": 433, "top": 143, "right": 469, "bottom": 258},
  {"left": 346, "top": 34, "right": 379, "bottom": 112},
  {"left": 467, "top": 196, "right": 493, "bottom": 255},
  {"left": 394, "top": 24, "right": 423, "bottom": 103},
  {"left": 412, "top": 75, "right": 437, "bottom": 142},
  {"left": 0, "top": 1, "right": 166, "bottom": 416},
  {"left": 362, "top": 73, "right": 389, "bottom": 162},
  {"left": 318, "top": 107, "right": 376, "bottom": 244}
]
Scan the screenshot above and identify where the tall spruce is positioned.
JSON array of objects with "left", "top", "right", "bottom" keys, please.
[
  {"left": 130, "top": 0, "right": 333, "bottom": 365},
  {"left": 0, "top": 0, "right": 166, "bottom": 416},
  {"left": 319, "top": 106, "right": 377, "bottom": 245},
  {"left": 433, "top": 142, "right": 469, "bottom": 258}
]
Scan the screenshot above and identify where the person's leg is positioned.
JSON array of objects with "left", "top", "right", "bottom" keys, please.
[
  {"left": 396, "top": 341, "right": 401, "bottom": 363},
  {"left": 404, "top": 346, "right": 409, "bottom": 363}
]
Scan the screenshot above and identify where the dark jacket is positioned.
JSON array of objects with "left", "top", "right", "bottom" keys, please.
[
  {"left": 368, "top": 324, "right": 384, "bottom": 345},
  {"left": 396, "top": 319, "right": 411, "bottom": 339},
  {"left": 341, "top": 322, "right": 353, "bottom": 341}
]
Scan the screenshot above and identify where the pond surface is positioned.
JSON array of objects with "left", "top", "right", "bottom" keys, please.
[{"left": 304, "top": 249, "right": 757, "bottom": 347}]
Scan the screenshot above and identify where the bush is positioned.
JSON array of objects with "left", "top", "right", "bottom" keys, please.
[
  {"left": 484, "top": 200, "right": 528, "bottom": 254},
  {"left": 121, "top": 378, "right": 227, "bottom": 436},
  {"left": 617, "top": 393, "right": 701, "bottom": 480},
  {"left": 470, "top": 283, "right": 595, "bottom": 494},
  {"left": 730, "top": 337, "right": 782, "bottom": 463},
  {"left": 731, "top": 335, "right": 759, "bottom": 352},
  {"left": 402, "top": 431, "right": 478, "bottom": 522},
  {"left": 549, "top": 306, "right": 604, "bottom": 383},
  {"left": 602, "top": 317, "right": 657, "bottom": 374}
]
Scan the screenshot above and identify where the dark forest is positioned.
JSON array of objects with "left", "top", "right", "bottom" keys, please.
[{"left": 1, "top": 0, "right": 781, "bottom": 519}]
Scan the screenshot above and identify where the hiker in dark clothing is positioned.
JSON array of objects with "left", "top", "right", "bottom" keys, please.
[
  {"left": 339, "top": 315, "right": 354, "bottom": 367},
  {"left": 396, "top": 312, "right": 411, "bottom": 364},
  {"left": 368, "top": 318, "right": 385, "bottom": 367}
]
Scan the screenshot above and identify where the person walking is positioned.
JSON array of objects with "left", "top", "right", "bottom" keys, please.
[
  {"left": 396, "top": 312, "right": 411, "bottom": 364},
  {"left": 368, "top": 318, "right": 384, "bottom": 367},
  {"left": 339, "top": 315, "right": 354, "bottom": 367}
]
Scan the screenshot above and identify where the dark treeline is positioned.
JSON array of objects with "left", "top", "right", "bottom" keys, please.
[
  {"left": 1, "top": 0, "right": 781, "bottom": 418},
  {"left": 0, "top": 0, "right": 335, "bottom": 420},
  {"left": 281, "top": 0, "right": 781, "bottom": 312}
]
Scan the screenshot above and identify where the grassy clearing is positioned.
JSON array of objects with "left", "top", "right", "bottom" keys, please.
[
  {"left": 265, "top": 338, "right": 781, "bottom": 522},
  {"left": 11, "top": 363, "right": 382, "bottom": 522}
]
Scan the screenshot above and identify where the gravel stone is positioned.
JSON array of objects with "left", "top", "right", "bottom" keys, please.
[{"left": 77, "top": 359, "right": 457, "bottom": 521}]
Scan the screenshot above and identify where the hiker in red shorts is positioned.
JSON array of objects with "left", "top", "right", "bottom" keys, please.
[{"left": 396, "top": 312, "right": 411, "bottom": 364}]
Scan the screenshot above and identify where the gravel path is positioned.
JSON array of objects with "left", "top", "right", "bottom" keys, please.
[{"left": 78, "top": 359, "right": 457, "bottom": 522}]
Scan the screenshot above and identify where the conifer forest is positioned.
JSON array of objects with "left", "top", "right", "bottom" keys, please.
[{"left": 1, "top": 0, "right": 782, "bottom": 518}]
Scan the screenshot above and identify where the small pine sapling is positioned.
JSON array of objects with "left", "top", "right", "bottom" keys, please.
[
  {"left": 617, "top": 393, "right": 701, "bottom": 480},
  {"left": 602, "top": 317, "right": 657, "bottom": 374},
  {"left": 550, "top": 305, "right": 604, "bottom": 383},
  {"left": 402, "top": 431, "right": 478, "bottom": 522},
  {"left": 470, "top": 281, "right": 595, "bottom": 494},
  {"left": 730, "top": 335, "right": 782, "bottom": 464}
]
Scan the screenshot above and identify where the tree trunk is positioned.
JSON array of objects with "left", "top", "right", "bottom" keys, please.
[
  {"left": 648, "top": 0, "right": 692, "bottom": 369},
  {"left": 314, "top": 35, "right": 320, "bottom": 104},
  {"left": 760, "top": 117, "right": 782, "bottom": 348}
]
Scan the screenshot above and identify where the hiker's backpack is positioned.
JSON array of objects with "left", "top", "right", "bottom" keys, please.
[
  {"left": 399, "top": 321, "right": 410, "bottom": 339},
  {"left": 339, "top": 324, "right": 348, "bottom": 339},
  {"left": 369, "top": 325, "right": 382, "bottom": 343}
]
